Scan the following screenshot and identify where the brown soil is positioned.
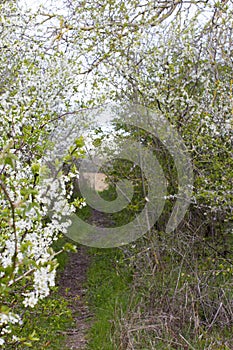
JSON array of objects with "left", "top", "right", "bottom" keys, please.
[{"left": 58, "top": 246, "right": 92, "bottom": 350}]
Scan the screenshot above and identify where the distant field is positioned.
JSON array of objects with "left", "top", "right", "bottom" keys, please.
[{"left": 82, "top": 172, "right": 109, "bottom": 192}]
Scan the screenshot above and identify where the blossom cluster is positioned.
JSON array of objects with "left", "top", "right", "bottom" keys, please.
[{"left": 0, "top": 313, "right": 22, "bottom": 346}]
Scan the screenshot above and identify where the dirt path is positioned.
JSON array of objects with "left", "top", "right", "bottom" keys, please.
[
  {"left": 58, "top": 246, "right": 92, "bottom": 350},
  {"left": 58, "top": 208, "right": 115, "bottom": 349}
]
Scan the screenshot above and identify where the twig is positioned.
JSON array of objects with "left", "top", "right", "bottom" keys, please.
[
  {"left": 208, "top": 302, "right": 223, "bottom": 330},
  {"left": 179, "top": 333, "right": 196, "bottom": 350}
]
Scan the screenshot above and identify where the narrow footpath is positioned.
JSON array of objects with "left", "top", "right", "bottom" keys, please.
[
  {"left": 58, "top": 246, "right": 92, "bottom": 350},
  {"left": 58, "top": 208, "right": 115, "bottom": 349}
]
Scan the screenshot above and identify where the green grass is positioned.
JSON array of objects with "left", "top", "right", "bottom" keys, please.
[
  {"left": 86, "top": 247, "right": 132, "bottom": 350},
  {"left": 78, "top": 186, "right": 132, "bottom": 349}
]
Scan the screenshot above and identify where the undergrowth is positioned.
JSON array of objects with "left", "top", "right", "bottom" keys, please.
[{"left": 84, "top": 186, "right": 233, "bottom": 350}]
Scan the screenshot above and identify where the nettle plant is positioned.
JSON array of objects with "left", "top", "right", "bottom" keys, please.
[{"left": 0, "top": 2, "right": 85, "bottom": 347}]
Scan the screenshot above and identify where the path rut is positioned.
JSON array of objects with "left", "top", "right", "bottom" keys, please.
[{"left": 58, "top": 246, "right": 92, "bottom": 350}]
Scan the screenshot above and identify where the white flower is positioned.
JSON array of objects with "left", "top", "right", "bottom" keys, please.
[
  {"left": 0, "top": 312, "right": 22, "bottom": 328},
  {"left": 12, "top": 335, "right": 20, "bottom": 342},
  {"left": 22, "top": 292, "right": 38, "bottom": 308}
]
